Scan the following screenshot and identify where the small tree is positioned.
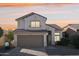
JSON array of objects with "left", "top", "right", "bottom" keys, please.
[
  {"left": 4, "top": 31, "right": 14, "bottom": 48},
  {"left": 0, "top": 27, "right": 3, "bottom": 38},
  {"left": 7, "top": 31, "right": 14, "bottom": 42}
]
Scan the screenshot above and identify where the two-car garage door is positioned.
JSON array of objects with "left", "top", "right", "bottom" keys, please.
[{"left": 17, "top": 35, "right": 44, "bottom": 48}]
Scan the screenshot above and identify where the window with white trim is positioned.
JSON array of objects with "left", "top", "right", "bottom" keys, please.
[
  {"left": 30, "top": 21, "right": 40, "bottom": 28},
  {"left": 55, "top": 33, "right": 60, "bottom": 41}
]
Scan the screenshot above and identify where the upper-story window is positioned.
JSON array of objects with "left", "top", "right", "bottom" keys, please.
[{"left": 30, "top": 21, "right": 40, "bottom": 28}]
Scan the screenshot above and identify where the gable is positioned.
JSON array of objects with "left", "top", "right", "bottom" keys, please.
[
  {"left": 65, "top": 28, "right": 76, "bottom": 33},
  {"left": 64, "top": 24, "right": 79, "bottom": 29},
  {"left": 63, "top": 28, "right": 77, "bottom": 36},
  {"left": 16, "top": 12, "right": 47, "bottom": 30},
  {"left": 63, "top": 24, "right": 79, "bottom": 32},
  {"left": 16, "top": 12, "right": 47, "bottom": 21}
]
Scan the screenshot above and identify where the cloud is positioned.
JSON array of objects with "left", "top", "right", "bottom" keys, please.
[
  {"left": 0, "top": 3, "right": 79, "bottom": 29},
  {"left": 0, "top": 3, "right": 79, "bottom": 7},
  {"left": 0, "top": 18, "right": 16, "bottom": 25},
  {"left": 46, "top": 19, "right": 79, "bottom": 27}
]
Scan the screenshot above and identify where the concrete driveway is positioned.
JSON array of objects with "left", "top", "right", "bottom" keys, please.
[
  {"left": 0, "top": 48, "right": 13, "bottom": 56},
  {"left": 3, "top": 47, "right": 48, "bottom": 56},
  {"left": 1, "top": 46, "right": 79, "bottom": 56}
]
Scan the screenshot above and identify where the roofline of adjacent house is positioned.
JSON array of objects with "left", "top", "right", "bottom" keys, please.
[
  {"left": 16, "top": 12, "right": 47, "bottom": 21},
  {"left": 63, "top": 24, "right": 79, "bottom": 29},
  {"left": 62, "top": 24, "right": 69, "bottom": 29}
]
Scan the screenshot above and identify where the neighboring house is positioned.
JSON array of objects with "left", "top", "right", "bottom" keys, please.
[
  {"left": 63, "top": 24, "right": 79, "bottom": 38},
  {"left": 14, "top": 12, "right": 62, "bottom": 48}
]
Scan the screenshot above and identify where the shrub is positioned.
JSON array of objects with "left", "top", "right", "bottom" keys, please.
[
  {"left": 7, "top": 31, "right": 14, "bottom": 42},
  {"left": 62, "top": 32, "right": 69, "bottom": 38},
  {"left": 60, "top": 38, "right": 70, "bottom": 46},
  {"left": 59, "top": 31, "right": 70, "bottom": 46},
  {"left": 70, "top": 34, "right": 79, "bottom": 49},
  {"left": 55, "top": 41, "right": 62, "bottom": 45}
]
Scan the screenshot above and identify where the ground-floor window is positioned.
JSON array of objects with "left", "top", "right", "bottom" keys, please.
[{"left": 55, "top": 33, "right": 60, "bottom": 41}]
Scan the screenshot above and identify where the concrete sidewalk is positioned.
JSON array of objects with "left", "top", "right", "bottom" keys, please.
[{"left": 20, "top": 48, "right": 48, "bottom": 56}]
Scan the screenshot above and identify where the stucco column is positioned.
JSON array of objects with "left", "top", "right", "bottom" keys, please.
[
  {"left": 51, "top": 31, "right": 55, "bottom": 45},
  {"left": 60, "top": 31, "right": 62, "bottom": 38},
  {"left": 14, "top": 34, "right": 17, "bottom": 47},
  {"left": 44, "top": 33, "right": 48, "bottom": 47}
]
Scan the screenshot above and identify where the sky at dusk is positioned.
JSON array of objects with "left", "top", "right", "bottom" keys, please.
[{"left": 0, "top": 3, "right": 79, "bottom": 30}]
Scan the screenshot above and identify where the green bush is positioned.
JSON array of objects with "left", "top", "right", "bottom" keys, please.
[
  {"left": 7, "top": 31, "right": 14, "bottom": 42},
  {"left": 70, "top": 34, "right": 79, "bottom": 49},
  {"left": 59, "top": 32, "right": 70, "bottom": 46},
  {"left": 55, "top": 41, "right": 62, "bottom": 45},
  {"left": 60, "top": 38, "right": 70, "bottom": 46}
]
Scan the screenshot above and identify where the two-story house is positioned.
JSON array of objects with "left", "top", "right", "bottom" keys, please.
[{"left": 13, "top": 12, "right": 62, "bottom": 48}]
